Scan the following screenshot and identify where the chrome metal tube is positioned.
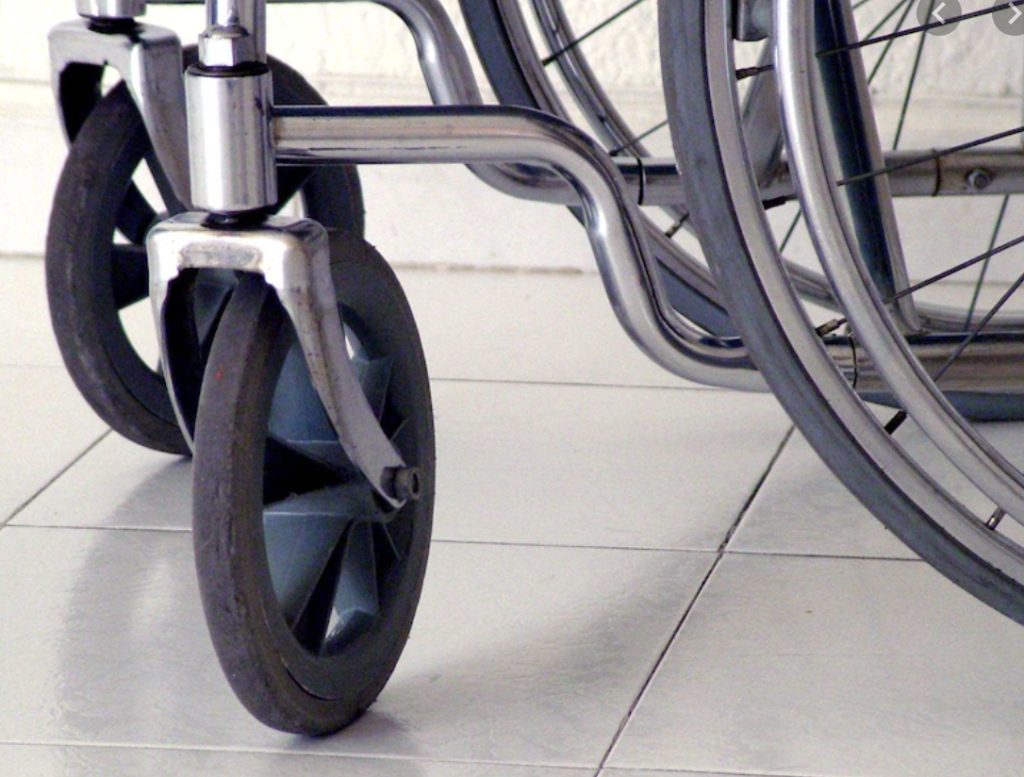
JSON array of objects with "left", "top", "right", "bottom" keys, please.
[
  {"left": 77, "top": 0, "right": 147, "bottom": 17},
  {"left": 763, "top": 150, "right": 1024, "bottom": 201},
  {"left": 205, "top": 0, "right": 266, "bottom": 59},
  {"left": 275, "top": 104, "right": 763, "bottom": 390},
  {"left": 187, "top": 66, "right": 277, "bottom": 212},
  {"left": 49, "top": 20, "right": 192, "bottom": 207},
  {"left": 190, "top": 0, "right": 275, "bottom": 212}
]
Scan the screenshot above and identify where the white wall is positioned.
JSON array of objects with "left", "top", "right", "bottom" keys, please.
[
  {"left": 0, "top": 1, "right": 1019, "bottom": 100},
  {"left": 1, "top": 1, "right": 1020, "bottom": 279}
]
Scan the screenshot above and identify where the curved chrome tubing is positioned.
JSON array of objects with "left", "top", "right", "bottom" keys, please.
[{"left": 273, "top": 104, "right": 760, "bottom": 388}]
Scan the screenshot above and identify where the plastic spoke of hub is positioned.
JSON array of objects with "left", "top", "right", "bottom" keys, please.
[
  {"left": 116, "top": 182, "right": 158, "bottom": 244},
  {"left": 351, "top": 351, "right": 393, "bottom": 420},
  {"left": 111, "top": 244, "right": 150, "bottom": 309}
]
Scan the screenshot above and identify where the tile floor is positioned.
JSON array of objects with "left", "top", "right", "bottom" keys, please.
[{"left": 4, "top": 80, "right": 1024, "bottom": 777}]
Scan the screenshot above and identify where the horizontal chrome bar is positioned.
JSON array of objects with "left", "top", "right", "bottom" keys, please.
[
  {"left": 276, "top": 104, "right": 762, "bottom": 390},
  {"left": 763, "top": 149, "right": 1024, "bottom": 202},
  {"left": 827, "top": 334, "right": 1024, "bottom": 393}
]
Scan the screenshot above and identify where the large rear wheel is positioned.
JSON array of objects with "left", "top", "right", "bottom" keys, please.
[{"left": 660, "top": 0, "right": 1024, "bottom": 625}]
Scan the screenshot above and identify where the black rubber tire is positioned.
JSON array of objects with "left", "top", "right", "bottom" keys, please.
[
  {"left": 660, "top": 0, "right": 1024, "bottom": 625},
  {"left": 192, "top": 231, "right": 434, "bottom": 735},
  {"left": 45, "top": 52, "right": 363, "bottom": 455}
]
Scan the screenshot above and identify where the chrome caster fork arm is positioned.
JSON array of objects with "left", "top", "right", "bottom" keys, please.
[{"left": 50, "top": 0, "right": 192, "bottom": 207}]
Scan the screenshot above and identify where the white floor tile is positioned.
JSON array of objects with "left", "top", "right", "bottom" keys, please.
[
  {"left": 0, "top": 527, "right": 711, "bottom": 768},
  {"left": 0, "top": 366, "right": 108, "bottom": 522},
  {"left": 607, "top": 554, "right": 1024, "bottom": 777},
  {"left": 12, "top": 434, "right": 189, "bottom": 530},
  {"left": 601, "top": 771, "right": 732, "bottom": 777},
  {"left": 433, "top": 381, "right": 791, "bottom": 549},
  {"left": 0, "top": 744, "right": 584, "bottom": 777},
  {"left": 0, "top": 258, "right": 61, "bottom": 367},
  {"left": 15, "top": 379, "right": 788, "bottom": 548},
  {"left": 732, "top": 419, "right": 1024, "bottom": 559},
  {"left": 730, "top": 430, "right": 915, "bottom": 559},
  {"left": 397, "top": 268, "right": 703, "bottom": 389}
]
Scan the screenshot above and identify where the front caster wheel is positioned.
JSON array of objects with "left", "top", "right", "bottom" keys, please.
[{"left": 192, "top": 232, "right": 434, "bottom": 735}]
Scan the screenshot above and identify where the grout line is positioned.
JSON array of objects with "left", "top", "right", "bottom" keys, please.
[
  {"left": 593, "top": 766, "right": 821, "bottom": 777},
  {"left": 716, "top": 426, "right": 795, "bottom": 550},
  {"left": 1, "top": 528, "right": 924, "bottom": 563},
  {"left": 0, "top": 430, "right": 112, "bottom": 531},
  {"left": 0, "top": 739, "right": 595, "bottom": 772},
  {"left": 727, "top": 548, "right": 922, "bottom": 563},
  {"left": 432, "top": 538, "right": 718, "bottom": 553},
  {"left": 6, "top": 524, "right": 190, "bottom": 534},
  {"left": 430, "top": 376, "right": 728, "bottom": 392},
  {"left": 591, "top": 425, "right": 795, "bottom": 772},
  {"left": 0, "top": 251, "right": 43, "bottom": 261}
]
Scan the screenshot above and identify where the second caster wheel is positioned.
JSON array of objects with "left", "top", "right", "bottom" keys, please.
[
  {"left": 45, "top": 52, "right": 363, "bottom": 454},
  {"left": 192, "top": 232, "right": 434, "bottom": 735}
]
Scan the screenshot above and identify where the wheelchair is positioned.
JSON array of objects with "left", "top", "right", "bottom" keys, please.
[{"left": 45, "top": 0, "right": 1024, "bottom": 734}]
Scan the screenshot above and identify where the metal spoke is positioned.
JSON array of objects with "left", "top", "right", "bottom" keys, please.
[
  {"left": 817, "top": 231, "right": 1024, "bottom": 333},
  {"left": 932, "top": 267, "right": 1024, "bottom": 383},
  {"left": 609, "top": 118, "right": 669, "bottom": 156},
  {"left": 966, "top": 196, "right": 1012, "bottom": 326},
  {"left": 779, "top": 210, "right": 804, "bottom": 252},
  {"left": 737, "top": 0, "right": 940, "bottom": 81},
  {"left": 664, "top": 211, "right": 689, "bottom": 239},
  {"left": 736, "top": 63, "right": 774, "bottom": 81},
  {"left": 837, "top": 125, "right": 1024, "bottom": 187},
  {"left": 890, "top": 0, "right": 933, "bottom": 149},
  {"left": 542, "top": 0, "right": 649, "bottom": 65},
  {"left": 817, "top": 1, "right": 1016, "bottom": 57},
  {"left": 864, "top": 0, "right": 914, "bottom": 43},
  {"left": 866, "top": 0, "right": 916, "bottom": 84}
]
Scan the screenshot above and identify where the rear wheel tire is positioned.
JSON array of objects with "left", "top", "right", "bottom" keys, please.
[{"left": 660, "top": 0, "right": 1024, "bottom": 625}]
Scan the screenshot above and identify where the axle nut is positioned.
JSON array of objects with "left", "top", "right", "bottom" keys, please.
[
  {"left": 389, "top": 467, "right": 424, "bottom": 502},
  {"left": 966, "top": 168, "right": 993, "bottom": 191}
]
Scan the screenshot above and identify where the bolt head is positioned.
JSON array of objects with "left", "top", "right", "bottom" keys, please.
[
  {"left": 391, "top": 467, "right": 423, "bottom": 502},
  {"left": 966, "top": 168, "right": 993, "bottom": 191}
]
